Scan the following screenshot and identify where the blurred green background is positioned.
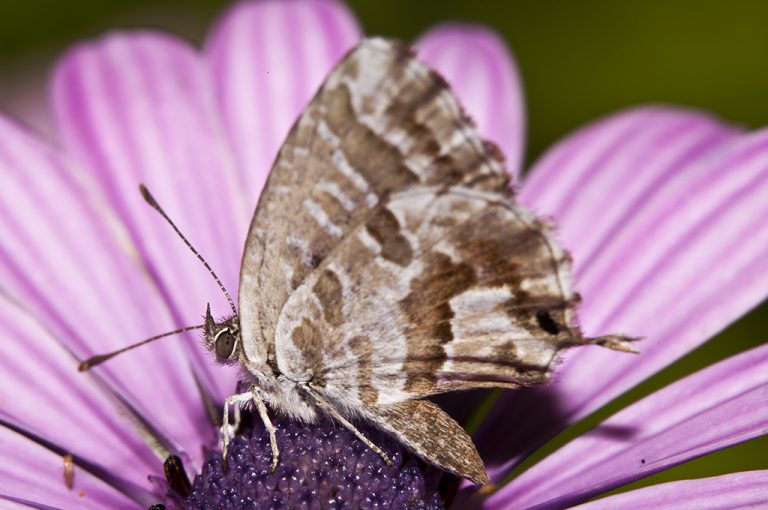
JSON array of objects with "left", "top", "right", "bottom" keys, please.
[{"left": 1, "top": 0, "right": 765, "bottom": 502}]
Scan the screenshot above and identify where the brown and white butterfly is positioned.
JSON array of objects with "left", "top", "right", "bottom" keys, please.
[{"left": 85, "top": 37, "right": 634, "bottom": 485}]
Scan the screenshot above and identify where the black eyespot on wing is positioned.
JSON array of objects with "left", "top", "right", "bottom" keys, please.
[
  {"left": 215, "top": 332, "right": 236, "bottom": 360},
  {"left": 535, "top": 310, "right": 561, "bottom": 335}
]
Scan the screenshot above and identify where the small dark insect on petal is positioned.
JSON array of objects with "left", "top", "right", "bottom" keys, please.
[
  {"left": 535, "top": 310, "right": 561, "bottom": 335},
  {"left": 164, "top": 455, "right": 191, "bottom": 498}
]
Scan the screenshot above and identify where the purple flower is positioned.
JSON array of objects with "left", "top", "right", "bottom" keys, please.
[
  {"left": 1, "top": 1, "right": 766, "bottom": 508},
  {"left": 185, "top": 416, "right": 443, "bottom": 509}
]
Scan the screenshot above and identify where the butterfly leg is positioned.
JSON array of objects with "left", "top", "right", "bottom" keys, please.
[
  {"left": 250, "top": 386, "right": 280, "bottom": 473},
  {"left": 221, "top": 390, "right": 252, "bottom": 465},
  {"left": 304, "top": 384, "right": 392, "bottom": 467},
  {"left": 220, "top": 386, "right": 279, "bottom": 473}
]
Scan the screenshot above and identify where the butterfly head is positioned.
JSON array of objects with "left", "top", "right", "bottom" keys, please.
[{"left": 204, "top": 304, "right": 241, "bottom": 365}]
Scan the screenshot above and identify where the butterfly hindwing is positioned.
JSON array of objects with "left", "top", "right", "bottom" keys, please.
[
  {"left": 367, "top": 399, "right": 489, "bottom": 485},
  {"left": 274, "top": 185, "right": 584, "bottom": 404}
]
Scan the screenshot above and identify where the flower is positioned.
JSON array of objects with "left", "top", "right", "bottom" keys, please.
[
  {"left": 185, "top": 417, "right": 443, "bottom": 509},
  {"left": 1, "top": 0, "right": 766, "bottom": 509}
]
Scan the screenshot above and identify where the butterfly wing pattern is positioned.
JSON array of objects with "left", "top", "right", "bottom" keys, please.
[
  {"left": 239, "top": 38, "right": 509, "bottom": 362},
  {"left": 238, "top": 38, "right": 633, "bottom": 485}
]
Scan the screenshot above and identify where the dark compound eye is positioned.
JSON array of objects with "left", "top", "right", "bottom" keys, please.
[{"left": 215, "top": 331, "right": 236, "bottom": 360}]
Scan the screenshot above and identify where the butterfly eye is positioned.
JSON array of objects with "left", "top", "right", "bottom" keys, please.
[{"left": 215, "top": 331, "right": 236, "bottom": 360}]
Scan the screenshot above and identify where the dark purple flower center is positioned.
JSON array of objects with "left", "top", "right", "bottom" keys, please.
[{"left": 181, "top": 414, "right": 445, "bottom": 509}]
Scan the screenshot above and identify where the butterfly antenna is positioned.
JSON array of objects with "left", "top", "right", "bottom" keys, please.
[
  {"left": 78, "top": 324, "right": 204, "bottom": 371},
  {"left": 139, "top": 184, "right": 237, "bottom": 314}
]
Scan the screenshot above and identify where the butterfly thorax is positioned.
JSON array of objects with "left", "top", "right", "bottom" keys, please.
[
  {"left": 204, "top": 304, "right": 322, "bottom": 422},
  {"left": 236, "top": 349, "right": 322, "bottom": 422}
]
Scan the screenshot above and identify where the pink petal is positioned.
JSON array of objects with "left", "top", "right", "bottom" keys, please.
[
  {"left": 475, "top": 108, "right": 768, "bottom": 477},
  {"left": 0, "top": 426, "right": 142, "bottom": 509},
  {"left": 205, "top": 0, "right": 361, "bottom": 206},
  {"left": 522, "top": 107, "right": 739, "bottom": 268},
  {"left": 487, "top": 343, "right": 768, "bottom": 508},
  {"left": 0, "top": 295, "right": 157, "bottom": 490},
  {"left": 572, "top": 471, "right": 768, "bottom": 510},
  {"left": 51, "top": 31, "right": 242, "bottom": 404},
  {"left": 0, "top": 116, "right": 211, "bottom": 467},
  {"left": 415, "top": 25, "right": 526, "bottom": 179}
]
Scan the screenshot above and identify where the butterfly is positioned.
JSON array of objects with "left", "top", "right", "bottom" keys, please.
[{"left": 83, "top": 37, "right": 634, "bottom": 486}]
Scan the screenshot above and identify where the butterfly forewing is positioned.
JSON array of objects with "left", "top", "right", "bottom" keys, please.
[{"left": 238, "top": 38, "right": 510, "bottom": 361}]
